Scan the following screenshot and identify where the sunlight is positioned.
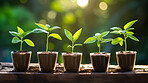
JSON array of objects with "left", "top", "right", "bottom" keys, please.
[{"left": 76, "top": 0, "right": 88, "bottom": 8}]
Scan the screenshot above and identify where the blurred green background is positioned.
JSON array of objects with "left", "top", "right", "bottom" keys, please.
[{"left": 0, "top": 0, "right": 147, "bottom": 64}]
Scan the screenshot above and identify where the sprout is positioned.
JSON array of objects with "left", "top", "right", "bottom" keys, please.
[
  {"left": 9, "top": 26, "right": 35, "bottom": 51},
  {"left": 110, "top": 20, "right": 139, "bottom": 52}
]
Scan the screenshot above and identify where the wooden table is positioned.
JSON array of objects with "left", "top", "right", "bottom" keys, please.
[{"left": 0, "top": 63, "right": 148, "bottom": 83}]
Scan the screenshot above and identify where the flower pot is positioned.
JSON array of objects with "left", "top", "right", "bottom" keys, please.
[
  {"left": 90, "top": 53, "right": 110, "bottom": 72},
  {"left": 11, "top": 51, "right": 31, "bottom": 72},
  {"left": 116, "top": 51, "right": 136, "bottom": 71},
  {"left": 62, "top": 53, "right": 82, "bottom": 72},
  {"left": 37, "top": 52, "right": 58, "bottom": 72}
]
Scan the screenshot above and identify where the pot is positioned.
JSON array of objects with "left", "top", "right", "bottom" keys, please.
[
  {"left": 116, "top": 51, "right": 136, "bottom": 71},
  {"left": 62, "top": 52, "right": 82, "bottom": 72},
  {"left": 11, "top": 51, "right": 31, "bottom": 72},
  {"left": 90, "top": 52, "right": 110, "bottom": 72},
  {"left": 37, "top": 51, "right": 58, "bottom": 72}
]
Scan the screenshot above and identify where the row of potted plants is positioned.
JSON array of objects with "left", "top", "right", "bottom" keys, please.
[{"left": 9, "top": 20, "right": 139, "bottom": 72}]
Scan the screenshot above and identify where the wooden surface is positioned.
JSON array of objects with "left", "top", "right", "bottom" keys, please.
[{"left": 1, "top": 62, "right": 148, "bottom": 83}]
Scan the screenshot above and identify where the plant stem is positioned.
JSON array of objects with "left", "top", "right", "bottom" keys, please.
[
  {"left": 46, "top": 33, "right": 49, "bottom": 52},
  {"left": 72, "top": 42, "right": 74, "bottom": 53},
  {"left": 99, "top": 44, "right": 101, "bottom": 53},
  {"left": 124, "top": 38, "right": 127, "bottom": 52},
  {"left": 124, "top": 35, "right": 127, "bottom": 52},
  {"left": 20, "top": 37, "right": 23, "bottom": 51}
]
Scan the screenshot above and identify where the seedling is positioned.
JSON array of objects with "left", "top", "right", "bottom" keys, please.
[
  {"left": 84, "top": 31, "right": 112, "bottom": 53},
  {"left": 9, "top": 26, "right": 35, "bottom": 51},
  {"left": 34, "top": 23, "right": 62, "bottom": 52},
  {"left": 64, "top": 28, "right": 82, "bottom": 53},
  {"left": 110, "top": 20, "right": 139, "bottom": 52}
]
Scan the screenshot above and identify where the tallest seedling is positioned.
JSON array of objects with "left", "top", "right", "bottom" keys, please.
[{"left": 111, "top": 20, "right": 139, "bottom": 52}]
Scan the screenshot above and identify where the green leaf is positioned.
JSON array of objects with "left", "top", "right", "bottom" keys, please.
[
  {"left": 73, "top": 28, "right": 82, "bottom": 42},
  {"left": 100, "top": 31, "right": 109, "bottom": 38},
  {"left": 45, "top": 24, "right": 51, "bottom": 28},
  {"left": 128, "top": 35, "right": 139, "bottom": 42},
  {"left": 74, "top": 44, "right": 83, "bottom": 47},
  {"left": 119, "top": 39, "right": 123, "bottom": 46},
  {"left": 12, "top": 37, "right": 20, "bottom": 43},
  {"left": 17, "top": 26, "right": 24, "bottom": 35},
  {"left": 48, "top": 26, "right": 61, "bottom": 31},
  {"left": 97, "top": 41, "right": 100, "bottom": 47},
  {"left": 124, "top": 20, "right": 138, "bottom": 30},
  {"left": 95, "top": 33, "right": 101, "bottom": 37},
  {"left": 21, "top": 31, "right": 32, "bottom": 37},
  {"left": 110, "top": 31, "right": 121, "bottom": 34},
  {"left": 126, "top": 28, "right": 134, "bottom": 31},
  {"left": 67, "top": 45, "right": 72, "bottom": 48},
  {"left": 9, "top": 31, "right": 19, "bottom": 36},
  {"left": 32, "top": 28, "right": 49, "bottom": 33},
  {"left": 64, "top": 29, "right": 73, "bottom": 41},
  {"left": 49, "top": 33, "right": 62, "bottom": 40},
  {"left": 126, "top": 31, "right": 134, "bottom": 35},
  {"left": 101, "top": 38, "right": 112, "bottom": 43},
  {"left": 35, "top": 23, "right": 48, "bottom": 30},
  {"left": 24, "top": 39, "right": 35, "bottom": 47},
  {"left": 111, "top": 37, "right": 123, "bottom": 45},
  {"left": 110, "top": 27, "right": 122, "bottom": 31},
  {"left": 84, "top": 37, "right": 96, "bottom": 44}
]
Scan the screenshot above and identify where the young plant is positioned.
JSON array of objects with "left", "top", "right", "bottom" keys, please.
[
  {"left": 110, "top": 20, "right": 139, "bottom": 52},
  {"left": 84, "top": 31, "right": 112, "bottom": 53},
  {"left": 34, "top": 23, "right": 62, "bottom": 52},
  {"left": 9, "top": 26, "right": 35, "bottom": 51},
  {"left": 64, "top": 28, "right": 82, "bottom": 53}
]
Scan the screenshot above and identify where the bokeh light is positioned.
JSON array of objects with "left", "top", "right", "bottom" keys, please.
[
  {"left": 77, "top": 0, "right": 88, "bottom": 8},
  {"left": 48, "top": 42, "right": 55, "bottom": 50},
  {"left": 20, "top": 0, "right": 27, "bottom": 4},
  {"left": 99, "top": 2, "right": 108, "bottom": 10},
  {"left": 48, "top": 11, "right": 57, "bottom": 19},
  {"left": 39, "top": 19, "right": 46, "bottom": 24}
]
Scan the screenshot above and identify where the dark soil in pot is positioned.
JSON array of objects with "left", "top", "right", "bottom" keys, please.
[
  {"left": 62, "top": 52, "right": 82, "bottom": 72},
  {"left": 116, "top": 51, "right": 136, "bottom": 71},
  {"left": 37, "top": 51, "right": 58, "bottom": 72},
  {"left": 11, "top": 50, "right": 31, "bottom": 72},
  {"left": 90, "top": 52, "right": 110, "bottom": 72}
]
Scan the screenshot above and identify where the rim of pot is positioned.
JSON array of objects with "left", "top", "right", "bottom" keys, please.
[
  {"left": 37, "top": 51, "right": 58, "bottom": 54},
  {"left": 116, "top": 51, "right": 136, "bottom": 54},
  {"left": 11, "top": 51, "right": 32, "bottom": 54},
  {"left": 62, "top": 52, "right": 82, "bottom": 55},
  {"left": 90, "top": 52, "right": 110, "bottom": 55}
]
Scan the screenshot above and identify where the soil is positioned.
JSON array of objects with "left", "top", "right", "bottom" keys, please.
[
  {"left": 62, "top": 53, "right": 82, "bottom": 72},
  {"left": 37, "top": 52, "right": 58, "bottom": 72},
  {"left": 116, "top": 51, "right": 136, "bottom": 71},
  {"left": 90, "top": 53, "right": 110, "bottom": 72},
  {"left": 11, "top": 51, "right": 31, "bottom": 71}
]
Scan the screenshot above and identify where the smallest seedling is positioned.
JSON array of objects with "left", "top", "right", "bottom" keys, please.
[
  {"left": 64, "top": 28, "right": 83, "bottom": 53},
  {"left": 9, "top": 26, "right": 35, "bottom": 51},
  {"left": 84, "top": 31, "right": 112, "bottom": 53}
]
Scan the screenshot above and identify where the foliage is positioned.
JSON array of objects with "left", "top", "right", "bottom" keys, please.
[
  {"left": 84, "top": 31, "right": 112, "bottom": 53},
  {"left": 111, "top": 20, "right": 139, "bottom": 52},
  {"left": 33, "top": 23, "right": 62, "bottom": 52},
  {"left": 64, "top": 28, "right": 82, "bottom": 53},
  {"left": 9, "top": 26, "right": 35, "bottom": 51}
]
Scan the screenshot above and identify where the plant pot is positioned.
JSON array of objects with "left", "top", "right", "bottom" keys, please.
[
  {"left": 116, "top": 51, "right": 136, "bottom": 71},
  {"left": 11, "top": 51, "right": 31, "bottom": 72},
  {"left": 37, "top": 51, "right": 58, "bottom": 72},
  {"left": 90, "top": 53, "right": 110, "bottom": 72},
  {"left": 62, "top": 52, "right": 82, "bottom": 72}
]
